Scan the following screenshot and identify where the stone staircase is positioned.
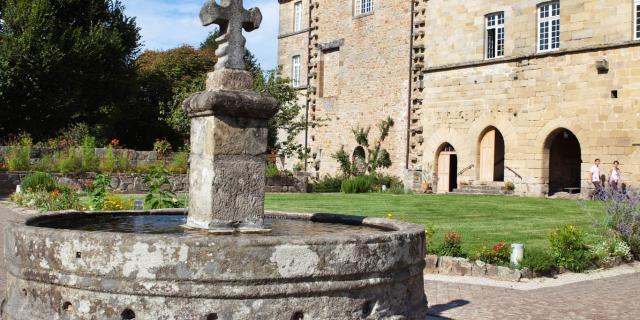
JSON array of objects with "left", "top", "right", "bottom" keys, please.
[{"left": 451, "top": 181, "right": 506, "bottom": 195}]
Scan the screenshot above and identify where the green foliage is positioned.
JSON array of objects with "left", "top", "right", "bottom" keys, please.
[
  {"left": 471, "top": 242, "right": 511, "bottom": 265},
  {"left": 435, "top": 230, "right": 465, "bottom": 257},
  {"left": 115, "top": 151, "right": 131, "bottom": 173},
  {"left": 32, "top": 154, "right": 54, "bottom": 172},
  {"left": 0, "top": 0, "right": 140, "bottom": 141},
  {"left": 153, "top": 138, "right": 172, "bottom": 155},
  {"left": 311, "top": 175, "right": 344, "bottom": 193},
  {"left": 341, "top": 175, "right": 374, "bottom": 194},
  {"left": 425, "top": 222, "right": 435, "bottom": 251},
  {"left": 103, "top": 193, "right": 134, "bottom": 211},
  {"left": 101, "top": 145, "right": 116, "bottom": 173},
  {"left": 590, "top": 237, "right": 632, "bottom": 264},
  {"left": 519, "top": 249, "right": 556, "bottom": 274},
  {"left": 21, "top": 172, "right": 56, "bottom": 192},
  {"left": 548, "top": 225, "right": 593, "bottom": 272},
  {"left": 55, "top": 148, "right": 82, "bottom": 173},
  {"left": 6, "top": 134, "right": 32, "bottom": 171},
  {"left": 167, "top": 152, "right": 188, "bottom": 174},
  {"left": 144, "top": 165, "right": 182, "bottom": 209},
  {"left": 12, "top": 188, "right": 80, "bottom": 211},
  {"left": 80, "top": 136, "right": 97, "bottom": 172},
  {"left": 332, "top": 117, "right": 395, "bottom": 177},
  {"left": 266, "top": 163, "right": 280, "bottom": 178},
  {"left": 90, "top": 174, "right": 111, "bottom": 210}
]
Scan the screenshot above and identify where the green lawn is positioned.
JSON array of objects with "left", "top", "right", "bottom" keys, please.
[{"left": 264, "top": 193, "right": 604, "bottom": 253}]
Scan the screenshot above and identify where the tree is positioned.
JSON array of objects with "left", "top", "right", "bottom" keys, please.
[{"left": 0, "top": 0, "right": 140, "bottom": 141}]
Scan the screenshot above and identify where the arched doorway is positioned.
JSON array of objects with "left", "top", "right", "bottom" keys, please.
[
  {"left": 545, "top": 129, "right": 581, "bottom": 195},
  {"left": 436, "top": 143, "right": 457, "bottom": 193},
  {"left": 352, "top": 146, "right": 366, "bottom": 175},
  {"left": 478, "top": 127, "right": 505, "bottom": 182}
]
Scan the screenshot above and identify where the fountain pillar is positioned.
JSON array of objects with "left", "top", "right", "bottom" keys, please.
[{"left": 182, "top": 1, "right": 277, "bottom": 232}]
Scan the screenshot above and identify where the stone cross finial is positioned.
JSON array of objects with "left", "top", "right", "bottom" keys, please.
[{"left": 200, "top": 0, "right": 262, "bottom": 71}]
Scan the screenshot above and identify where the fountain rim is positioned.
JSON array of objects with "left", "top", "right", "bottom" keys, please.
[{"left": 14, "top": 209, "right": 425, "bottom": 244}]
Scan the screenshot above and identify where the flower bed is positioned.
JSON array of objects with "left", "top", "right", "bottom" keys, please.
[{"left": 424, "top": 254, "right": 629, "bottom": 282}]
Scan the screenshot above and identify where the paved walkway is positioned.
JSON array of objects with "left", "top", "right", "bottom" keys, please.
[
  {"left": 0, "top": 201, "right": 639, "bottom": 319},
  {"left": 425, "top": 270, "right": 640, "bottom": 319}
]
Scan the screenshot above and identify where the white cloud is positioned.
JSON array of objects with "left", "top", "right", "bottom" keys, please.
[{"left": 121, "top": 0, "right": 278, "bottom": 70}]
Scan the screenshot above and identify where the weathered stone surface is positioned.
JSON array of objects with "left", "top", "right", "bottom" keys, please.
[
  {"left": 424, "top": 254, "right": 439, "bottom": 273},
  {"left": 2, "top": 210, "right": 428, "bottom": 320},
  {"left": 183, "top": 89, "right": 278, "bottom": 119},
  {"left": 437, "top": 257, "right": 471, "bottom": 276},
  {"left": 471, "top": 259, "right": 488, "bottom": 277}
]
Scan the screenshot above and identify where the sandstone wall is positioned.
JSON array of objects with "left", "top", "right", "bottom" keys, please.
[
  {"left": 420, "top": 0, "right": 640, "bottom": 195},
  {"left": 278, "top": 0, "right": 413, "bottom": 179}
]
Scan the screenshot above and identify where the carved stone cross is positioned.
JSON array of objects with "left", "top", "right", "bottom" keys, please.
[{"left": 200, "top": 0, "right": 262, "bottom": 71}]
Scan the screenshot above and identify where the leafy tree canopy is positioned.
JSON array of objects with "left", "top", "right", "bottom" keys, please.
[{"left": 0, "top": 0, "right": 140, "bottom": 141}]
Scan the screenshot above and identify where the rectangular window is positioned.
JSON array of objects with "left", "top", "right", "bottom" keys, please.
[
  {"left": 486, "top": 12, "right": 505, "bottom": 59},
  {"left": 538, "top": 2, "right": 560, "bottom": 52},
  {"left": 292, "top": 55, "right": 301, "bottom": 87},
  {"left": 354, "top": 0, "right": 374, "bottom": 16},
  {"left": 293, "top": 1, "right": 303, "bottom": 32},
  {"left": 635, "top": 0, "right": 640, "bottom": 40}
]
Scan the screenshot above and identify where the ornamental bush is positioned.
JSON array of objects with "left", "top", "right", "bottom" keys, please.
[
  {"left": 435, "top": 230, "right": 465, "bottom": 257},
  {"left": 548, "top": 225, "right": 593, "bottom": 272},
  {"left": 605, "top": 189, "right": 640, "bottom": 259},
  {"left": 311, "top": 175, "right": 344, "bottom": 193},
  {"left": 341, "top": 175, "right": 374, "bottom": 194},
  {"left": 21, "top": 172, "right": 57, "bottom": 192},
  {"left": 472, "top": 242, "right": 511, "bottom": 265}
]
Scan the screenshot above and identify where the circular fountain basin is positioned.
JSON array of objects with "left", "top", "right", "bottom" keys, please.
[{"left": 3, "top": 210, "right": 427, "bottom": 320}]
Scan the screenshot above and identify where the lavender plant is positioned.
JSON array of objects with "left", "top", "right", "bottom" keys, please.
[{"left": 605, "top": 189, "right": 640, "bottom": 259}]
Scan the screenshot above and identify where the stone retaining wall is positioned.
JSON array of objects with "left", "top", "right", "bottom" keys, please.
[
  {"left": 0, "top": 146, "right": 179, "bottom": 168},
  {"left": 0, "top": 172, "right": 307, "bottom": 194}
]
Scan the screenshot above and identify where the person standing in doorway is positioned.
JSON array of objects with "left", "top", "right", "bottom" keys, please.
[
  {"left": 609, "top": 160, "right": 621, "bottom": 192},
  {"left": 589, "top": 158, "right": 603, "bottom": 198}
]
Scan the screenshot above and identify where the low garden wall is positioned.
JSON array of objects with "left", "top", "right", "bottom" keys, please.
[
  {"left": 0, "top": 172, "right": 307, "bottom": 194},
  {"left": 424, "top": 254, "right": 629, "bottom": 282}
]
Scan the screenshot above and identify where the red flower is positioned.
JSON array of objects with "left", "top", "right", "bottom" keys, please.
[
  {"left": 110, "top": 139, "right": 120, "bottom": 147},
  {"left": 493, "top": 242, "right": 505, "bottom": 251}
]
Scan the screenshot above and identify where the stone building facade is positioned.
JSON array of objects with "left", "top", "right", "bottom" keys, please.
[{"left": 278, "top": 0, "right": 640, "bottom": 196}]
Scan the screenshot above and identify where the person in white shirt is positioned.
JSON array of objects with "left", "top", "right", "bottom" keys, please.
[
  {"left": 609, "top": 160, "right": 621, "bottom": 192},
  {"left": 588, "top": 158, "right": 603, "bottom": 196}
]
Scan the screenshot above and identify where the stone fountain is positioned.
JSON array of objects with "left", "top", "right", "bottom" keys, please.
[{"left": 2, "top": 1, "right": 427, "bottom": 319}]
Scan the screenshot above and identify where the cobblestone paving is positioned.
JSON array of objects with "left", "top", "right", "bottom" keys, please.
[{"left": 426, "top": 273, "right": 640, "bottom": 319}]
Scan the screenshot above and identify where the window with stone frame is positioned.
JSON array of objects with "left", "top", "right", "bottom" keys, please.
[
  {"left": 292, "top": 55, "right": 301, "bottom": 87},
  {"left": 293, "top": 1, "right": 303, "bottom": 32},
  {"left": 538, "top": 1, "right": 560, "bottom": 52},
  {"left": 354, "top": 0, "right": 374, "bottom": 16},
  {"left": 635, "top": 0, "right": 640, "bottom": 40},
  {"left": 486, "top": 12, "right": 505, "bottom": 59}
]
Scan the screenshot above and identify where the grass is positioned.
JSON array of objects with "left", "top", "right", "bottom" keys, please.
[
  {"left": 77, "top": 192, "right": 604, "bottom": 254},
  {"left": 264, "top": 193, "right": 604, "bottom": 253}
]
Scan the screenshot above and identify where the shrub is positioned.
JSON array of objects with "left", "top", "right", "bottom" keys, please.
[
  {"left": 519, "top": 249, "right": 556, "bottom": 274},
  {"left": 311, "top": 175, "right": 343, "bottom": 193},
  {"left": 55, "top": 148, "right": 82, "bottom": 173},
  {"left": 7, "top": 134, "right": 32, "bottom": 171},
  {"left": 590, "top": 237, "right": 632, "bottom": 264},
  {"left": 605, "top": 190, "right": 640, "bottom": 258},
  {"left": 503, "top": 181, "right": 515, "bottom": 192},
  {"left": 103, "top": 194, "right": 134, "bottom": 211},
  {"left": 167, "top": 152, "right": 188, "bottom": 174},
  {"left": 341, "top": 175, "right": 374, "bottom": 194},
  {"left": 548, "top": 225, "right": 593, "bottom": 272},
  {"left": 153, "top": 139, "right": 172, "bottom": 157},
  {"left": 81, "top": 136, "right": 97, "bottom": 172},
  {"left": 90, "top": 174, "right": 112, "bottom": 210},
  {"left": 21, "top": 172, "right": 57, "bottom": 192},
  {"left": 33, "top": 154, "right": 54, "bottom": 172},
  {"left": 144, "top": 165, "right": 182, "bottom": 209},
  {"left": 472, "top": 242, "right": 511, "bottom": 265},
  {"left": 115, "top": 151, "right": 132, "bottom": 173},
  {"left": 12, "top": 188, "right": 80, "bottom": 211},
  {"left": 266, "top": 163, "right": 280, "bottom": 178},
  {"left": 435, "top": 230, "right": 465, "bottom": 257},
  {"left": 101, "top": 145, "right": 116, "bottom": 173}
]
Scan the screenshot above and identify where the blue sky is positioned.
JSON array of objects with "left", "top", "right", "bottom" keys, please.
[{"left": 121, "top": 0, "right": 279, "bottom": 70}]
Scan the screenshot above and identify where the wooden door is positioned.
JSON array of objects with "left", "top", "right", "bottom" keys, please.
[
  {"left": 437, "top": 153, "right": 450, "bottom": 194},
  {"left": 480, "top": 129, "right": 495, "bottom": 181}
]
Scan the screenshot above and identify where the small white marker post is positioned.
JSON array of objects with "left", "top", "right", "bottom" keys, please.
[{"left": 511, "top": 243, "right": 524, "bottom": 266}]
